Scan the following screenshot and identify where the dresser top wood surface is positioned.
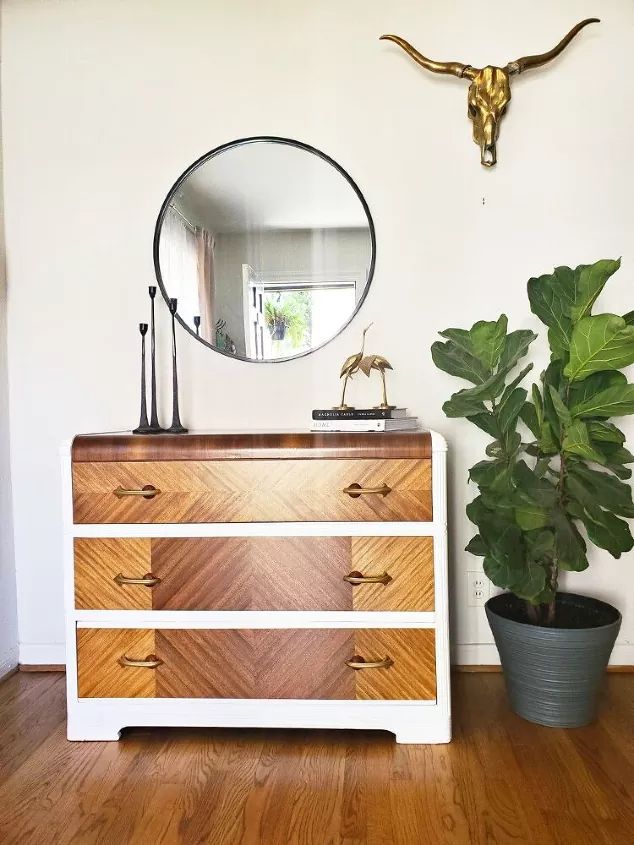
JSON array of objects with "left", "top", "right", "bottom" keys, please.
[{"left": 71, "top": 431, "right": 433, "bottom": 462}]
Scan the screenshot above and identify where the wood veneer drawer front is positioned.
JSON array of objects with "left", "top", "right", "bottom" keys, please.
[
  {"left": 71, "top": 459, "right": 432, "bottom": 524},
  {"left": 74, "top": 536, "right": 435, "bottom": 612},
  {"left": 76, "top": 628, "right": 436, "bottom": 700}
]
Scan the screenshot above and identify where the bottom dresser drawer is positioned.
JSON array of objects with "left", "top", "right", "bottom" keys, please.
[{"left": 76, "top": 628, "right": 436, "bottom": 701}]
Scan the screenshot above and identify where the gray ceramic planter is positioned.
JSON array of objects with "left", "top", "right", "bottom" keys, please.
[{"left": 486, "top": 592, "right": 621, "bottom": 728}]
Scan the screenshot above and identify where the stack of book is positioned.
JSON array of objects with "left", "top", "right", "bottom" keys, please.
[{"left": 311, "top": 408, "right": 421, "bottom": 432}]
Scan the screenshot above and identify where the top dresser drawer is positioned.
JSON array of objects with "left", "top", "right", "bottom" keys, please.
[{"left": 71, "top": 432, "right": 433, "bottom": 524}]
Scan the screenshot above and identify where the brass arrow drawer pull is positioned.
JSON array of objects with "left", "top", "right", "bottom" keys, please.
[
  {"left": 119, "top": 654, "right": 163, "bottom": 669},
  {"left": 113, "top": 573, "right": 161, "bottom": 588},
  {"left": 343, "top": 571, "right": 392, "bottom": 586},
  {"left": 113, "top": 485, "right": 160, "bottom": 499},
  {"left": 343, "top": 483, "right": 392, "bottom": 498},
  {"left": 345, "top": 655, "right": 394, "bottom": 670}
]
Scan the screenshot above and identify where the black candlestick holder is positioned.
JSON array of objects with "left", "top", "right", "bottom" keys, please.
[
  {"left": 167, "top": 298, "right": 188, "bottom": 434},
  {"left": 133, "top": 323, "right": 152, "bottom": 434},
  {"left": 147, "top": 286, "right": 165, "bottom": 432},
  {"left": 193, "top": 315, "right": 201, "bottom": 337}
]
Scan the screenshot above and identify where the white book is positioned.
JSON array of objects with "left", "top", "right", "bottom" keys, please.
[{"left": 310, "top": 417, "right": 421, "bottom": 432}]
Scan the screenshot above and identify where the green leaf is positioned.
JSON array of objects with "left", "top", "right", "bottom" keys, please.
[
  {"left": 552, "top": 509, "right": 588, "bottom": 572},
  {"left": 567, "top": 464, "right": 634, "bottom": 517},
  {"left": 442, "top": 393, "right": 488, "bottom": 418},
  {"left": 481, "top": 523, "right": 524, "bottom": 588},
  {"left": 526, "top": 529, "right": 555, "bottom": 561},
  {"left": 541, "top": 360, "right": 564, "bottom": 441},
  {"left": 575, "top": 503, "right": 634, "bottom": 557},
  {"left": 548, "top": 385, "right": 572, "bottom": 427},
  {"left": 587, "top": 421, "right": 626, "bottom": 444},
  {"left": 498, "top": 387, "right": 528, "bottom": 434},
  {"left": 624, "top": 310, "right": 634, "bottom": 326},
  {"left": 534, "top": 457, "right": 553, "bottom": 477},
  {"left": 570, "top": 259, "right": 621, "bottom": 322},
  {"left": 539, "top": 422, "right": 559, "bottom": 455},
  {"left": 465, "top": 535, "right": 487, "bottom": 556},
  {"left": 569, "top": 370, "right": 626, "bottom": 407},
  {"left": 469, "top": 413, "right": 501, "bottom": 439},
  {"left": 520, "top": 402, "right": 540, "bottom": 438},
  {"left": 564, "top": 314, "right": 634, "bottom": 382},
  {"left": 515, "top": 504, "right": 551, "bottom": 531},
  {"left": 431, "top": 340, "right": 489, "bottom": 385},
  {"left": 512, "top": 460, "right": 558, "bottom": 506},
  {"left": 498, "top": 329, "right": 538, "bottom": 371},
  {"left": 468, "top": 316, "right": 508, "bottom": 370},
  {"left": 570, "top": 382, "right": 634, "bottom": 418},
  {"left": 528, "top": 268, "right": 573, "bottom": 359},
  {"left": 468, "top": 460, "right": 505, "bottom": 488},
  {"left": 562, "top": 420, "right": 606, "bottom": 463}
]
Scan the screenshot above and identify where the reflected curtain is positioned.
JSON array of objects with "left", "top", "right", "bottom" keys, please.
[
  {"left": 197, "top": 229, "right": 215, "bottom": 342},
  {"left": 158, "top": 207, "right": 200, "bottom": 323}
]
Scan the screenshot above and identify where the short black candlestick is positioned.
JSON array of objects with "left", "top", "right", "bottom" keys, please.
[
  {"left": 167, "top": 298, "right": 188, "bottom": 434},
  {"left": 148, "top": 286, "right": 164, "bottom": 432},
  {"left": 133, "top": 323, "right": 152, "bottom": 434},
  {"left": 193, "top": 315, "right": 201, "bottom": 337}
]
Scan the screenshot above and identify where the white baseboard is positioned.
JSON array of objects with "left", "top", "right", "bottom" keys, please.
[
  {"left": 18, "top": 642, "right": 66, "bottom": 666},
  {"left": 0, "top": 654, "right": 19, "bottom": 681},
  {"left": 453, "top": 642, "right": 634, "bottom": 666}
]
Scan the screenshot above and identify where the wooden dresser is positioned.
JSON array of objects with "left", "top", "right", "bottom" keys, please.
[{"left": 62, "top": 430, "right": 450, "bottom": 743}]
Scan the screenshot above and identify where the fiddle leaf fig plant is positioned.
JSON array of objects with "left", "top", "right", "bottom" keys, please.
[{"left": 432, "top": 258, "right": 634, "bottom": 625}]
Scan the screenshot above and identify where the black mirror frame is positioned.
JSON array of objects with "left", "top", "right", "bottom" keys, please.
[{"left": 153, "top": 136, "right": 376, "bottom": 364}]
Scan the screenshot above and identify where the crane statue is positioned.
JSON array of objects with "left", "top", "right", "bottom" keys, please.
[
  {"left": 334, "top": 323, "right": 373, "bottom": 410},
  {"left": 359, "top": 353, "right": 395, "bottom": 410}
]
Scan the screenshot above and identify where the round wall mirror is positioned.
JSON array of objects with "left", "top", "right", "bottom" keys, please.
[{"left": 153, "top": 137, "right": 375, "bottom": 362}]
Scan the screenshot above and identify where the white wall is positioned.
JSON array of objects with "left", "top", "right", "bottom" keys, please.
[
  {"left": 1, "top": 0, "right": 633, "bottom": 665},
  {"left": 0, "top": 36, "right": 18, "bottom": 677}
]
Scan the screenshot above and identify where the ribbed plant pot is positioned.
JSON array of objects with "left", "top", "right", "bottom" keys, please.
[{"left": 485, "top": 592, "right": 621, "bottom": 728}]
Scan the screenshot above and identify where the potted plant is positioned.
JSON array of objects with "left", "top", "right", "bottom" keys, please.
[
  {"left": 264, "top": 292, "right": 311, "bottom": 347},
  {"left": 432, "top": 258, "right": 632, "bottom": 727}
]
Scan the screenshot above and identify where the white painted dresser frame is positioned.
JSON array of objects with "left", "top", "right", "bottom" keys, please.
[{"left": 61, "top": 431, "right": 450, "bottom": 744}]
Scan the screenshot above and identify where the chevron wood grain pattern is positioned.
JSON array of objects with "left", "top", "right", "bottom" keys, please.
[
  {"left": 74, "top": 538, "right": 153, "bottom": 610},
  {"left": 71, "top": 430, "right": 433, "bottom": 462},
  {"left": 350, "top": 537, "right": 435, "bottom": 611},
  {"left": 71, "top": 458, "right": 432, "bottom": 523},
  {"left": 77, "top": 628, "right": 156, "bottom": 698},
  {"left": 151, "top": 537, "right": 351, "bottom": 610},
  {"left": 155, "top": 629, "right": 355, "bottom": 699},
  {"left": 75, "top": 536, "right": 434, "bottom": 611},
  {"left": 76, "top": 628, "right": 435, "bottom": 700},
  {"left": 354, "top": 629, "right": 436, "bottom": 700}
]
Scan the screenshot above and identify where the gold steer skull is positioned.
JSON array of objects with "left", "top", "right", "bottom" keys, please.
[{"left": 380, "top": 19, "right": 599, "bottom": 167}]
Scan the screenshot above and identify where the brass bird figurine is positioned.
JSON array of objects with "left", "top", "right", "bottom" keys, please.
[
  {"left": 359, "top": 354, "right": 395, "bottom": 410},
  {"left": 334, "top": 323, "right": 373, "bottom": 410}
]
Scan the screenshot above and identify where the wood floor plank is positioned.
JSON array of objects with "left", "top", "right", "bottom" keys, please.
[{"left": 0, "top": 672, "right": 631, "bottom": 844}]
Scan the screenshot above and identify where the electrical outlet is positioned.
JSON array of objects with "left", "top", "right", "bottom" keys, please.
[{"left": 467, "top": 571, "right": 490, "bottom": 606}]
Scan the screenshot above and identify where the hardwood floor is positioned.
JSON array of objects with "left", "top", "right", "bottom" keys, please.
[{"left": 0, "top": 672, "right": 631, "bottom": 844}]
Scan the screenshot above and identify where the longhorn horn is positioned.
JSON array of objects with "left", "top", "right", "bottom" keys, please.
[
  {"left": 380, "top": 35, "right": 477, "bottom": 80},
  {"left": 508, "top": 18, "right": 600, "bottom": 75}
]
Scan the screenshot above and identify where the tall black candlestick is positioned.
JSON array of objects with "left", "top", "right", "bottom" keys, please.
[
  {"left": 193, "top": 315, "right": 201, "bottom": 337},
  {"left": 133, "top": 323, "right": 152, "bottom": 434},
  {"left": 148, "top": 286, "right": 164, "bottom": 432},
  {"left": 167, "top": 298, "right": 188, "bottom": 434}
]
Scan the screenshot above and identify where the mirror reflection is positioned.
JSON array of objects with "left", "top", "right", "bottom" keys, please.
[{"left": 155, "top": 138, "right": 375, "bottom": 362}]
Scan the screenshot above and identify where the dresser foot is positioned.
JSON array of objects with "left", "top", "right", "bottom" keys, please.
[
  {"left": 67, "top": 719, "right": 123, "bottom": 742},
  {"left": 394, "top": 721, "right": 451, "bottom": 744}
]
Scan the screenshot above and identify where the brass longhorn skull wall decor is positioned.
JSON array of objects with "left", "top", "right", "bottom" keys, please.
[{"left": 380, "top": 18, "right": 599, "bottom": 167}]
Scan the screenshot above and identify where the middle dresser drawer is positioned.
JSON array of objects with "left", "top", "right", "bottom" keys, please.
[
  {"left": 71, "top": 458, "right": 432, "bottom": 524},
  {"left": 74, "top": 536, "right": 435, "bottom": 611}
]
